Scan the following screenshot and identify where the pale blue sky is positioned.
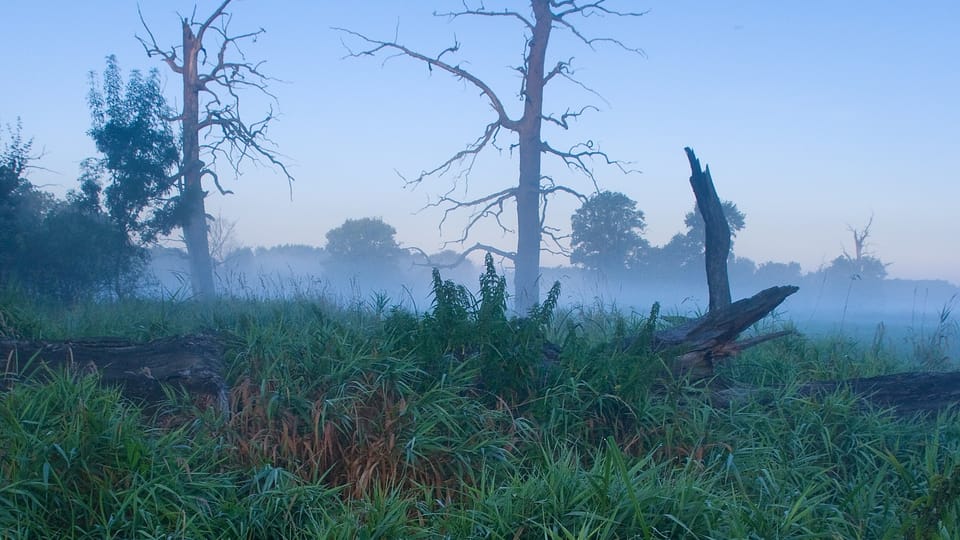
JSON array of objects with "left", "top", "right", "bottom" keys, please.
[{"left": 2, "top": 1, "right": 958, "bottom": 284}]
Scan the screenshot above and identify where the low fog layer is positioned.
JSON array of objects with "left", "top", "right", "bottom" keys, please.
[{"left": 144, "top": 238, "right": 959, "bottom": 360}]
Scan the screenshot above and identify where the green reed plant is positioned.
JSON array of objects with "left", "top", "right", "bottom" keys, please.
[{"left": 0, "top": 370, "right": 234, "bottom": 538}]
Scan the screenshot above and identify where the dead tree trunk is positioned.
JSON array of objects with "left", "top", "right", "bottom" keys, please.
[
  {"left": 336, "top": 1, "right": 642, "bottom": 314},
  {"left": 513, "top": 0, "right": 553, "bottom": 314},
  {"left": 685, "top": 147, "right": 731, "bottom": 311},
  {"left": 800, "top": 372, "right": 960, "bottom": 417},
  {"left": 0, "top": 335, "right": 228, "bottom": 413},
  {"left": 179, "top": 18, "right": 216, "bottom": 299},
  {"left": 659, "top": 147, "right": 960, "bottom": 419},
  {"left": 139, "top": 0, "right": 295, "bottom": 300}
]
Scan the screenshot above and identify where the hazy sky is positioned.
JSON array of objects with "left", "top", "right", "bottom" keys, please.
[{"left": 3, "top": 1, "right": 958, "bottom": 284}]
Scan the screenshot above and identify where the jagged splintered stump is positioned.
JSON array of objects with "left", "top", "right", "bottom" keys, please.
[
  {"left": 0, "top": 335, "right": 229, "bottom": 413},
  {"left": 654, "top": 147, "right": 960, "bottom": 419},
  {"left": 652, "top": 285, "right": 800, "bottom": 381},
  {"left": 652, "top": 147, "right": 801, "bottom": 381}
]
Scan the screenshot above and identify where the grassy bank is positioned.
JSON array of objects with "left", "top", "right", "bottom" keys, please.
[{"left": 1, "top": 263, "right": 958, "bottom": 539}]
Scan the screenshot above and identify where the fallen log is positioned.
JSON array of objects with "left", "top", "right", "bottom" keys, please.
[
  {"left": 800, "top": 371, "right": 960, "bottom": 417},
  {"left": 712, "top": 371, "right": 960, "bottom": 418},
  {"left": 0, "top": 334, "right": 228, "bottom": 413}
]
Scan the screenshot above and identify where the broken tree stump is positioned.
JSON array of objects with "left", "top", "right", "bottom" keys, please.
[
  {"left": 622, "top": 285, "right": 800, "bottom": 381},
  {"left": 0, "top": 334, "right": 228, "bottom": 413}
]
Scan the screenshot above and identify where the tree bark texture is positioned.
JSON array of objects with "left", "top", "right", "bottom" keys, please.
[
  {"left": 684, "top": 147, "right": 731, "bottom": 311},
  {"left": 513, "top": 0, "right": 553, "bottom": 314},
  {"left": 180, "top": 20, "right": 216, "bottom": 299},
  {"left": 0, "top": 335, "right": 228, "bottom": 412}
]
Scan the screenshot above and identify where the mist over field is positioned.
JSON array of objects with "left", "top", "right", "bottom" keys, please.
[
  {"left": 143, "top": 239, "right": 960, "bottom": 360},
  {"left": 4, "top": 2, "right": 960, "bottom": 537}
]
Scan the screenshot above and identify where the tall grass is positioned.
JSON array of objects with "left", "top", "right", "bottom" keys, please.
[{"left": 1, "top": 260, "right": 959, "bottom": 538}]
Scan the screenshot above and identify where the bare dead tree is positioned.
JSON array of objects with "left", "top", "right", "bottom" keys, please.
[
  {"left": 844, "top": 213, "right": 875, "bottom": 262},
  {"left": 138, "top": 0, "right": 293, "bottom": 299},
  {"left": 336, "top": 0, "right": 643, "bottom": 313}
]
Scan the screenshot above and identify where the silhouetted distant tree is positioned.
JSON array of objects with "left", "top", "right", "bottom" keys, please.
[
  {"left": 338, "top": 0, "right": 643, "bottom": 312},
  {"left": 570, "top": 191, "right": 649, "bottom": 274},
  {"left": 138, "top": 0, "right": 294, "bottom": 299},
  {"left": 827, "top": 215, "right": 888, "bottom": 280},
  {"left": 652, "top": 200, "right": 745, "bottom": 274},
  {"left": 325, "top": 217, "right": 404, "bottom": 265},
  {"left": 755, "top": 261, "right": 803, "bottom": 286}
]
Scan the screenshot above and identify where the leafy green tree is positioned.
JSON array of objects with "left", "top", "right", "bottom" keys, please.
[
  {"left": 570, "top": 191, "right": 649, "bottom": 273},
  {"left": 325, "top": 217, "right": 404, "bottom": 265},
  {"left": 681, "top": 200, "right": 746, "bottom": 253},
  {"left": 86, "top": 55, "right": 180, "bottom": 245},
  {"left": 755, "top": 261, "right": 803, "bottom": 285},
  {"left": 29, "top": 196, "right": 143, "bottom": 301},
  {"left": 0, "top": 122, "right": 50, "bottom": 287},
  {"left": 0, "top": 121, "right": 142, "bottom": 301}
]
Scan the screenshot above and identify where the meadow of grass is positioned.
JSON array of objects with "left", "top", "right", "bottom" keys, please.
[{"left": 1, "top": 257, "right": 959, "bottom": 539}]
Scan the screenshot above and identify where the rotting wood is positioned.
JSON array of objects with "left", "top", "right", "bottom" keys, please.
[
  {"left": 0, "top": 334, "right": 228, "bottom": 413},
  {"left": 653, "top": 285, "right": 799, "bottom": 380},
  {"left": 711, "top": 371, "right": 960, "bottom": 419}
]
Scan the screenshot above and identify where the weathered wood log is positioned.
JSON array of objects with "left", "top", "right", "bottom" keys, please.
[
  {"left": 712, "top": 371, "right": 960, "bottom": 418},
  {"left": 800, "top": 371, "right": 960, "bottom": 417},
  {"left": 0, "top": 335, "right": 228, "bottom": 412}
]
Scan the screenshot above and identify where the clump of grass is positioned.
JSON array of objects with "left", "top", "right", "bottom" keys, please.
[
  {"left": 910, "top": 295, "right": 958, "bottom": 370},
  {"left": 0, "top": 370, "right": 233, "bottom": 537}
]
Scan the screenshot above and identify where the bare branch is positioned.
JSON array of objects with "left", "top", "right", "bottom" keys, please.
[
  {"left": 425, "top": 187, "right": 517, "bottom": 245},
  {"left": 201, "top": 168, "right": 233, "bottom": 196},
  {"left": 198, "top": 111, "right": 295, "bottom": 199},
  {"left": 543, "top": 58, "right": 572, "bottom": 85},
  {"left": 136, "top": 6, "right": 183, "bottom": 74},
  {"left": 402, "top": 120, "right": 502, "bottom": 190},
  {"left": 413, "top": 242, "right": 518, "bottom": 269},
  {"left": 434, "top": 6, "right": 535, "bottom": 31},
  {"left": 193, "top": 0, "right": 232, "bottom": 44},
  {"left": 541, "top": 139, "right": 637, "bottom": 193},
  {"left": 334, "top": 27, "right": 518, "bottom": 131},
  {"left": 550, "top": 1, "right": 648, "bottom": 55},
  {"left": 541, "top": 105, "right": 599, "bottom": 129}
]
